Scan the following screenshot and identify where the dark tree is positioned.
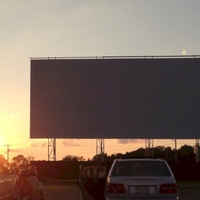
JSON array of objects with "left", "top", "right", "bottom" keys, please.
[
  {"left": 177, "top": 145, "right": 195, "bottom": 162},
  {"left": 62, "top": 155, "right": 85, "bottom": 161}
]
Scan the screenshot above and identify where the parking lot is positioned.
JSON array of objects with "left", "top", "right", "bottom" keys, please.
[{"left": 43, "top": 180, "right": 200, "bottom": 200}]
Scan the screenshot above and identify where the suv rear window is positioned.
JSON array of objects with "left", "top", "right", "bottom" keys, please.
[{"left": 111, "top": 160, "right": 171, "bottom": 177}]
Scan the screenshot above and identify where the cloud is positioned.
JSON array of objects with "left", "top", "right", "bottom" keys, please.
[
  {"left": 62, "top": 139, "right": 81, "bottom": 147},
  {"left": 29, "top": 141, "right": 47, "bottom": 148},
  {"left": 116, "top": 139, "right": 143, "bottom": 144},
  {"left": 11, "top": 112, "right": 20, "bottom": 119},
  {"left": 70, "top": 4, "right": 93, "bottom": 21},
  {"left": 9, "top": 148, "right": 21, "bottom": 153}
]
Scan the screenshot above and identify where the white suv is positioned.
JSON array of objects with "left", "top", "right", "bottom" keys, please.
[{"left": 105, "top": 158, "right": 178, "bottom": 200}]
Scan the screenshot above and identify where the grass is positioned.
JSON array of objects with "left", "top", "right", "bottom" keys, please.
[{"left": 177, "top": 181, "right": 200, "bottom": 189}]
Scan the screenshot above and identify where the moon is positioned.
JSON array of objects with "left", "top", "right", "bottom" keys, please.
[{"left": 182, "top": 50, "right": 187, "bottom": 55}]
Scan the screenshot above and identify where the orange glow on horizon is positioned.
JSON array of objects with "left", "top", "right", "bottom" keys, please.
[{"left": 0, "top": 112, "right": 25, "bottom": 146}]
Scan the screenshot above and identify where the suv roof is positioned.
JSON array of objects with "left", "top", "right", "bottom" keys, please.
[{"left": 114, "top": 157, "right": 165, "bottom": 162}]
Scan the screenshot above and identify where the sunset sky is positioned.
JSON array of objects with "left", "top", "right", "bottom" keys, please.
[{"left": 0, "top": 0, "right": 200, "bottom": 161}]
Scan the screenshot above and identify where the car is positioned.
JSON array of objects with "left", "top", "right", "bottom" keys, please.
[
  {"left": 105, "top": 158, "right": 178, "bottom": 200},
  {"left": 77, "top": 161, "right": 112, "bottom": 200},
  {"left": 0, "top": 164, "right": 19, "bottom": 200}
]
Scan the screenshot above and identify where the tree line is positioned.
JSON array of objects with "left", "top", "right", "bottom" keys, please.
[
  {"left": 62, "top": 144, "right": 198, "bottom": 162},
  {"left": 0, "top": 144, "right": 198, "bottom": 165}
]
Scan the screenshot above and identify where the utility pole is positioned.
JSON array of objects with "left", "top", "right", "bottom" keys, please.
[
  {"left": 48, "top": 139, "right": 56, "bottom": 161},
  {"left": 172, "top": 139, "right": 177, "bottom": 162},
  {"left": 96, "top": 139, "right": 105, "bottom": 161},
  {"left": 145, "top": 139, "right": 154, "bottom": 157},
  {"left": 195, "top": 139, "right": 199, "bottom": 162},
  {"left": 4, "top": 144, "right": 12, "bottom": 163}
]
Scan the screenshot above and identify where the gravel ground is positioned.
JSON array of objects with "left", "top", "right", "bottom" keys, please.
[
  {"left": 43, "top": 180, "right": 81, "bottom": 200},
  {"left": 178, "top": 188, "right": 200, "bottom": 200},
  {"left": 178, "top": 181, "right": 200, "bottom": 200},
  {"left": 43, "top": 180, "right": 200, "bottom": 200}
]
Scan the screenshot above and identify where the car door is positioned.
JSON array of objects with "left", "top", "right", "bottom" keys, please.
[
  {"left": 0, "top": 165, "right": 7, "bottom": 199},
  {"left": 78, "top": 161, "right": 110, "bottom": 200},
  {"left": 5, "top": 172, "right": 15, "bottom": 198},
  {"left": 0, "top": 165, "right": 16, "bottom": 199}
]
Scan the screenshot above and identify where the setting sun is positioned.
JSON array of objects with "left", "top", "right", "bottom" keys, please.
[
  {"left": 0, "top": 112, "right": 23, "bottom": 146},
  {"left": 0, "top": 135, "right": 5, "bottom": 148}
]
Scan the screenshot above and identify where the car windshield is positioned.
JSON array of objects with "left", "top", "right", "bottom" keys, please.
[{"left": 111, "top": 160, "right": 171, "bottom": 177}]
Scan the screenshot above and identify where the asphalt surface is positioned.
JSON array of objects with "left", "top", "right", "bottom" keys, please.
[
  {"left": 43, "top": 180, "right": 82, "bottom": 200},
  {"left": 43, "top": 180, "right": 200, "bottom": 200}
]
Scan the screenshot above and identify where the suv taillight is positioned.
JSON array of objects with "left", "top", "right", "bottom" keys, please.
[
  {"left": 160, "top": 183, "right": 177, "bottom": 194},
  {"left": 107, "top": 183, "right": 125, "bottom": 193}
]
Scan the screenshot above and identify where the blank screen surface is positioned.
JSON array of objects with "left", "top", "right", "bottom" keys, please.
[{"left": 30, "top": 58, "right": 200, "bottom": 139}]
